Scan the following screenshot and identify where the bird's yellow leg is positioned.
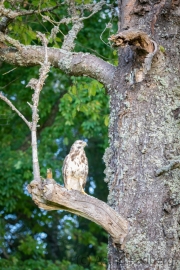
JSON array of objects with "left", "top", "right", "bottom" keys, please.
[{"left": 81, "top": 188, "right": 87, "bottom": 195}]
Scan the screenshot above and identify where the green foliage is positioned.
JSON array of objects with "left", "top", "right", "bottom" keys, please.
[
  {"left": 0, "top": 257, "right": 86, "bottom": 270},
  {"left": 59, "top": 78, "right": 109, "bottom": 140},
  {"left": 18, "top": 235, "right": 45, "bottom": 257},
  {"left": 10, "top": 20, "right": 37, "bottom": 45},
  {"left": 0, "top": 0, "right": 118, "bottom": 269}
]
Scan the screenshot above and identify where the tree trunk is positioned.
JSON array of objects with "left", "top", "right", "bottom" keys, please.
[{"left": 105, "top": 1, "right": 180, "bottom": 269}]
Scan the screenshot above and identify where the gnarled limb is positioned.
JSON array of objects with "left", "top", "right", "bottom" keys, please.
[
  {"left": 0, "top": 0, "right": 114, "bottom": 87},
  {"left": 0, "top": 45, "right": 115, "bottom": 87},
  {"left": 27, "top": 178, "right": 129, "bottom": 245}
]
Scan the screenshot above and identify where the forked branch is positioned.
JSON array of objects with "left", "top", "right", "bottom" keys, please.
[{"left": 28, "top": 178, "right": 129, "bottom": 245}]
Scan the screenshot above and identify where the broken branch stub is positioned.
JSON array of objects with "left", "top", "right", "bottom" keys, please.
[
  {"left": 109, "top": 30, "right": 157, "bottom": 81},
  {"left": 27, "top": 179, "right": 129, "bottom": 244},
  {"left": 109, "top": 30, "right": 154, "bottom": 54}
]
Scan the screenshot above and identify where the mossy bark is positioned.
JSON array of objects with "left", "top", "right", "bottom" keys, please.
[{"left": 104, "top": 1, "right": 180, "bottom": 269}]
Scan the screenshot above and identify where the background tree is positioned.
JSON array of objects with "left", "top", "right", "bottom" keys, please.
[{"left": 0, "top": 0, "right": 180, "bottom": 270}]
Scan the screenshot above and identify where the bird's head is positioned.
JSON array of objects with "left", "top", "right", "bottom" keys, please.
[{"left": 70, "top": 140, "right": 87, "bottom": 151}]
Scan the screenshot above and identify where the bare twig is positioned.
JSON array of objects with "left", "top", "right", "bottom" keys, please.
[
  {"left": 0, "top": 92, "right": 31, "bottom": 128},
  {"left": 2, "top": 67, "right": 17, "bottom": 75},
  {"left": 61, "top": 0, "right": 106, "bottom": 51},
  {"left": 61, "top": 21, "right": 83, "bottom": 51},
  {"left": 20, "top": 91, "right": 65, "bottom": 152},
  {"left": 26, "top": 32, "right": 51, "bottom": 181},
  {"left": 79, "top": 1, "right": 106, "bottom": 21},
  {"left": 0, "top": 76, "right": 21, "bottom": 90}
]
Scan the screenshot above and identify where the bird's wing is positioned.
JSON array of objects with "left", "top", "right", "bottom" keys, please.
[
  {"left": 82, "top": 154, "right": 88, "bottom": 188},
  {"left": 62, "top": 154, "right": 70, "bottom": 183}
]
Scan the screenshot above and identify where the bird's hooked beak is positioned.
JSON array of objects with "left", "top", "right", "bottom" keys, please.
[{"left": 83, "top": 141, "right": 88, "bottom": 147}]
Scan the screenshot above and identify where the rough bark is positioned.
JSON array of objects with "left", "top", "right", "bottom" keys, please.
[
  {"left": 0, "top": 46, "right": 115, "bottom": 87},
  {"left": 104, "top": 1, "right": 180, "bottom": 269}
]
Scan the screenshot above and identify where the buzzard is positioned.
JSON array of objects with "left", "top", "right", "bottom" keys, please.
[{"left": 62, "top": 140, "right": 88, "bottom": 194}]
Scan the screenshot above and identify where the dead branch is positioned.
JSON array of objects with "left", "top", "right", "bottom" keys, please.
[
  {"left": 27, "top": 178, "right": 129, "bottom": 245},
  {"left": 26, "top": 32, "right": 51, "bottom": 181},
  {"left": 109, "top": 30, "right": 154, "bottom": 53},
  {"left": 109, "top": 30, "right": 158, "bottom": 79},
  {"left": 79, "top": 1, "right": 106, "bottom": 21},
  {"left": 61, "top": 21, "right": 84, "bottom": 51},
  {"left": 61, "top": 0, "right": 106, "bottom": 51}
]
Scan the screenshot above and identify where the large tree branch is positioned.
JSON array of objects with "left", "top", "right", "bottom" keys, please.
[
  {"left": 0, "top": 45, "right": 115, "bottom": 87},
  {"left": 27, "top": 178, "right": 129, "bottom": 245}
]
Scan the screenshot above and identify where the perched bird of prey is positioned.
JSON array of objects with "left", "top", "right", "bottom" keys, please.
[{"left": 62, "top": 140, "right": 88, "bottom": 194}]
